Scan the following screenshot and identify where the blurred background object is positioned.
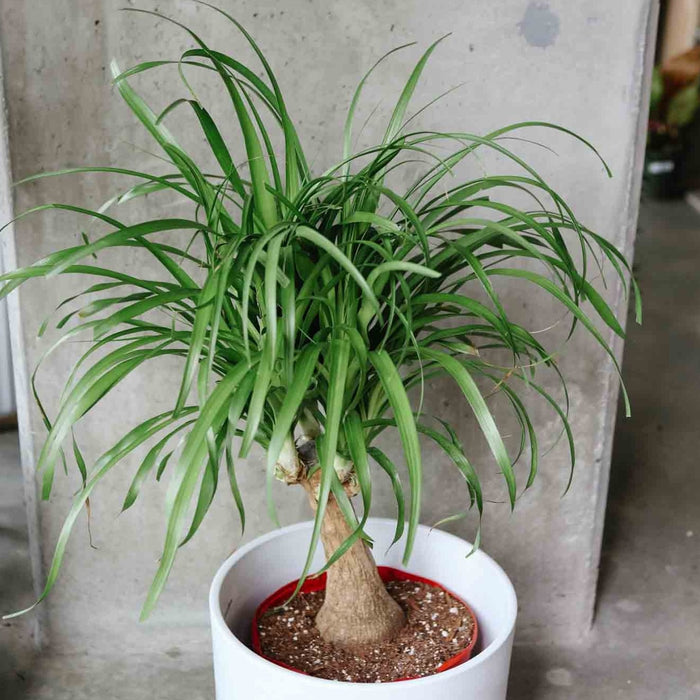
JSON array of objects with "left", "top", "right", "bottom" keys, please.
[
  {"left": 645, "top": 0, "right": 700, "bottom": 199},
  {"left": 660, "top": 0, "right": 699, "bottom": 64}
]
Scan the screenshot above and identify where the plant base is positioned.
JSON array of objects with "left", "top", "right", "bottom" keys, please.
[{"left": 252, "top": 566, "right": 478, "bottom": 682}]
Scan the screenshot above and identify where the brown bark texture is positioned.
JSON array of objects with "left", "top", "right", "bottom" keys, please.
[{"left": 298, "top": 450, "right": 405, "bottom": 649}]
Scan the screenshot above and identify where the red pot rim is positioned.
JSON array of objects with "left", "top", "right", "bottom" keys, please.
[{"left": 250, "top": 565, "right": 479, "bottom": 682}]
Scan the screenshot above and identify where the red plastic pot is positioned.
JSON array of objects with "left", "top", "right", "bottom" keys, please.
[{"left": 251, "top": 565, "right": 479, "bottom": 681}]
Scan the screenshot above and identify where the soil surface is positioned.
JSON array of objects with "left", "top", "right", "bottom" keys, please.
[{"left": 256, "top": 579, "right": 476, "bottom": 683}]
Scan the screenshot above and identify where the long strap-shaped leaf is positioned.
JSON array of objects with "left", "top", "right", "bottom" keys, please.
[
  {"left": 174, "top": 270, "right": 219, "bottom": 413},
  {"left": 265, "top": 343, "right": 321, "bottom": 523},
  {"left": 488, "top": 268, "right": 630, "bottom": 415},
  {"left": 223, "top": 371, "right": 257, "bottom": 535},
  {"left": 123, "top": 8, "right": 279, "bottom": 229},
  {"left": 58, "top": 219, "right": 207, "bottom": 277},
  {"left": 121, "top": 419, "right": 197, "bottom": 512},
  {"left": 417, "top": 422, "right": 483, "bottom": 514},
  {"left": 383, "top": 36, "right": 448, "bottom": 145},
  {"left": 195, "top": 2, "right": 308, "bottom": 200},
  {"left": 296, "top": 226, "right": 379, "bottom": 312},
  {"left": 141, "top": 362, "right": 249, "bottom": 619},
  {"left": 422, "top": 348, "right": 516, "bottom": 507},
  {"left": 291, "top": 336, "right": 350, "bottom": 598},
  {"left": 344, "top": 42, "right": 415, "bottom": 172},
  {"left": 368, "top": 349, "right": 422, "bottom": 562},
  {"left": 4, "top": 407, "right": 197, "bottom": 620},
  {"left": 36, "top": 342, "right": 174, "bottom": 493},
  {"left": 368, "top": 447, "right": 405, "bottom": 546}
]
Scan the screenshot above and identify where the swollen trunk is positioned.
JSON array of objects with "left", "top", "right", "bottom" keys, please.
[{"left": 300, "top": 475, "right": 405, "bottom": 649}]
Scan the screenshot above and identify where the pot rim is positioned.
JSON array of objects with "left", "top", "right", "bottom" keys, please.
[{"left": 209, "top": 517, "right": 517, "bottom": 690}]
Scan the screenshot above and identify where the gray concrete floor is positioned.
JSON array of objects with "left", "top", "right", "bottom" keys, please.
[
  {"left": 507, "top": 199, "right": 700, "bottom": 699},
  {"left": 1, "top": 200, "right": 699, "bottom": 698},
  {"left": 0, "top": 425, "right": 35, "bottom": 698}
]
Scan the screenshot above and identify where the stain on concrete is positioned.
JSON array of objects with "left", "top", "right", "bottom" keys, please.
[
  {"left": 518, "top": 2, "right": 560, "bottom": 48},
  {"left": 615, "top": 598, "right": 641, "bottom": 613},
  {"left": 546, "top": 667, "right": 574, "bottom": 686}
]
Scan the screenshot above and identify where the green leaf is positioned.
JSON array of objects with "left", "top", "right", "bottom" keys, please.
[
  {"left": 293, "top": 336, "right": 350, "bottom": 595},
  {"left": 344, "top": 411, "right": 372, "bottom": 529},
  {"left": 667, "top": 80, "right": 700, "bottom": 128},
  {"left": 296, "top": 226, "right": 379, "bottom": 311},
  {"left": 121, "top": 419, "right": 196, "bottom": 512},
  {"left": 141, "top": 363, "right": 248, "bottom": 619},
  {"left": 344, "top": 42, "right": 415, "bottom": 168},
  {"left": 383, "top": 36, "right": 449, "bottom": 145},
  {"left": 174, "top": 272, "right": 219, "bottom": 414},
  {"left": 4, "top": 409, "right": 196, "bottom": 619},
  {"left": 265, "top": 343, "right": 321, "bottom": 520},
  {"left": 368, "top": 447, "right": 405, "bottom": 545},
  {"left": 417, "top": 422, "right": 483, "bottom": 513},
  {"left": 368, "top": 349, "right": 422, "bottom": 562},
  {"left": 422, "top": 348, "right": 516, "bottom": 507},
  {"left": 489, "top": 268, "right": 630, "bottom": 415}
]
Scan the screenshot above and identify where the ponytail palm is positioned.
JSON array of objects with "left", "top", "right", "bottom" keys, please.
[{"left": 2, "top": 5, "right": 639, "bottom": 646}]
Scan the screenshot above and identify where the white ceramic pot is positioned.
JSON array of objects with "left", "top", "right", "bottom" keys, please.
[{"left": 209, "top": 518, "right": 517, "bottom": 699}]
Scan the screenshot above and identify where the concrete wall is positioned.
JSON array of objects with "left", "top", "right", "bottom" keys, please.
[
  {"left": 1, "top": 0, "right": 656, "bottom": 661},
  {"left": 0, "top": 46, "right": 13, "bottom": 417},
  {"left": 0, "top": 271, "right": 14, "bottom": 416}
]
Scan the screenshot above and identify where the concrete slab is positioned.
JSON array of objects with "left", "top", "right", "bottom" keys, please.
[{"left": 0, "top": 429, "right": 37, "bottom": 696}]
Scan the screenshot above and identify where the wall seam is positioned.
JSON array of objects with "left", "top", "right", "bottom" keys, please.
[
  {"left": 0, "top": 35, "right": 47, "bottom": 648},
  {"left": 582, "top": 0, "right": 660, "bottom": 634}
]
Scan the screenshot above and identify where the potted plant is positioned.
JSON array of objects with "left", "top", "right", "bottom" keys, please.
[{"left": 2, "top": 6, "right": 638, "bottom": 699}]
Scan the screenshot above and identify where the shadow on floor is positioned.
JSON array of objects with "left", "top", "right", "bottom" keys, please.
[{"left": 0, "top": 428, "right": 38, "bottom": 699}]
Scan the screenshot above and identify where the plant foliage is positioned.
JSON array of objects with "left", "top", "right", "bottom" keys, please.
[{"left": 1, "top": 5, "right": 639, "bottom": 619}]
